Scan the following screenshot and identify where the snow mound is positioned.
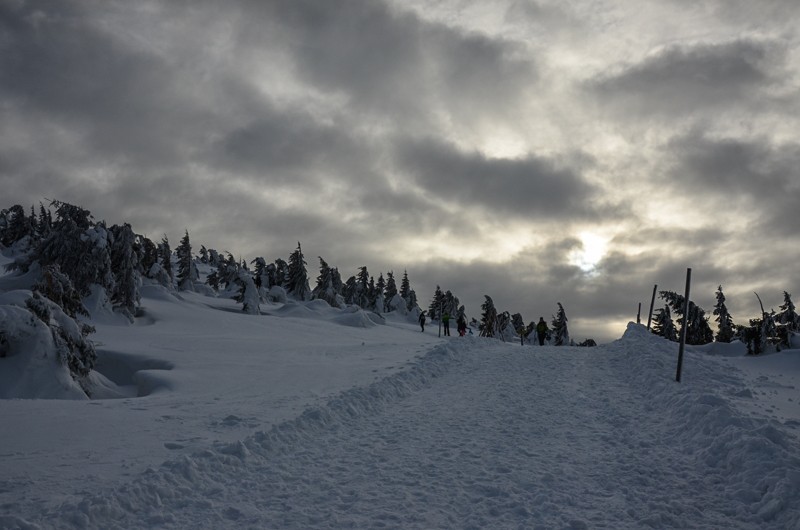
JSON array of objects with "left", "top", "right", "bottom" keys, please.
[{"left": 0, "top": 291, "right": 88, "bottom": 400}]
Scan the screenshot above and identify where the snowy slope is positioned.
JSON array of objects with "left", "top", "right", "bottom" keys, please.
[{"left": 2, "top": 274, "right": 800, "bottom": 528}]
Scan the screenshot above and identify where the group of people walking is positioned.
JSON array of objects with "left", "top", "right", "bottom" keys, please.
[{"left": 418, "top": 312, "right": 550, "bottom": 345}]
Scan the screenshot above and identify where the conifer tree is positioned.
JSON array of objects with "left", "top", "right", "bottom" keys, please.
[
  {"left": 199, "top": 245, "right": 209, "bottom": 264},
  {"left": 159, "top": 235, "right": 173, "bottom": 283},
  {"left": 713, "top": 285, "right": 735, "bottom": 343},
  {"left": 778, "top": 291, "right": 799, "bottom": 331},
  {"left": 652, "top": 305, "right": 677, "bottom": 341},
  {"left": 372, "top": 274, "right": 386, "bottom": 313},
  {"left": 400, "top": 270, "right": 411, "bottom": 302},
  {"left": 343, "top": 275, "right": 358, "bottom": 305},
  {"left": 2, "top": 204, "right": 30, "bottom": 246},
  {"left": 659, "top": 290, "right": 713, "bottom": 345},
  {"left": 479, "top": 295, "right": 497, "bottom": 337},
  {"left": 274, "top": 258, "right": 288, "bottom": 288},
  {"left": 497, "top": 311, "right": 511, "bottom": 341},
  {"left": 176, "top": 230, "right": 195, "bottom": 291},
  {"left": 312, "top": 257, "right": 340, "bottom": 307},
  {"left": 108, "top": 223, "right": 141, "bottom": 319},
  {"left": 551, "top": 302, "right": 570, "bottom": 346},
  {"left": 286, "top": 242, "right": 311, "bottom": 301},
  {"left": 384, "top": 271, "right": 398, "bottom": 311},
  {"left": 355, "top": 266, "right": 370, "bottom": 308},
  {"left": 428, "top": 285, "right": 445, "bottom": 320},
  {"left": 234, "top": 270, "right": 260, "bottom": 314},
  {"left": 139, "top": 236, "right": 158, "bottom": 276}
]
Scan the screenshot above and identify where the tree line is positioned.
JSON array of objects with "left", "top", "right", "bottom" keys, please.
[{"left": 651, "top": 286, "right": 799, "bottom": 354}]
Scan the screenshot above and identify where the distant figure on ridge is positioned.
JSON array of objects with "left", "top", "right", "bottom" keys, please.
[
  {"left": 419, "top": 311, "right": 426, "bottom": 332},
  {"left": 536, "top": 317, "right": 549, "bottom": 346},
  {"left": 457, "top": 316, "right": 467, "bottom": 337}
]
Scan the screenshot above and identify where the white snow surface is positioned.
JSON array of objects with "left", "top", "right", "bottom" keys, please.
[{"left": 2, "top": 276, "right": 800, "bottom": 528}]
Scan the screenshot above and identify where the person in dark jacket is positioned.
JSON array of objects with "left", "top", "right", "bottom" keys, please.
[
  {"left": 536, "top": 317, "right": 549, "bottom": 346},
  {"left": 419, "top": 311, "right": 426, "bottom": 332},
  {"left": 442, "top": 312, "right": 451, "bottom": 336}
]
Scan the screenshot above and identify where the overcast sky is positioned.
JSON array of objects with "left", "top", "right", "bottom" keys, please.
[{"left": 2, "top": 0, "right": 799, "bottom": 342}]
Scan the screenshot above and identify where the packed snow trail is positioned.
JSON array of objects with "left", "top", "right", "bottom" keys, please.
[{"left": 9, "top": 325, "right": 800, "bottom": 529}]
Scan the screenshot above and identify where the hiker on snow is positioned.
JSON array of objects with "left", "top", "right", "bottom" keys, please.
[
  {"left": 442, "top": 311, "right": 451, "bottom": 336},
  {"left": 457, "top": 316, "right": 467, "bottom": 336},
  {"left": 536, "top": 317, "right": 549, "bottom": 346},
  {"left": 419, "top": 311, "right": 426, "bottom": 332}
]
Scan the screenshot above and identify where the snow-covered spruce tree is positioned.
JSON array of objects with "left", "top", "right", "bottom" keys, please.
[
  {"left": 372, "top": 273, "right": 386, "bottom": 313},
  {"left": 343, "top": 275, "right": 358, "bottom": 305},
  {"left": 28, "top": 202, "right": 114, "bottom": 297},
  {"left": 428, "top": 285, "right": 445, "bottom": 320},
  {"left": 25, "top": 290, "right": 97, "bottom": 391},
  {"left": 384, "top": 271, "right": 398, "bottom": 311},
  {"left": 34, "top": 264, "right": 89, "bottom": 320},
  {"left": 176, "top": 230, "right": 197, "bottom": 291},
  {"left": 659, "top": 291, "right": 713, "bottom": 345},
  {"left": 250, "top": 257, "right": 267, "bottom": 290},
  {"left": 713, "top": 285, "right": 735, "bottom": 343},
  {"left": 159, "top": 235, "right": 173, "bottom": 283},
  {"left": 139, "top": 236, "right": 158, "bottom": 276},
  {"left": 400, "top": 270, "right": 414, "bottom": 310},
  {"left": 1, "top": 204, "right": 30, "bottom": 247},
  {"left": 512, "top": 313, "right": 525, "bottom": 335},
  {"left": 551, "top": 302, "right": 570, "bottom": 346},
  {"left": 479, "top": 295, "right": 498, "bottom": 337},
  {"left": 311, "top": 257, "right": 340, "bottom": 307},
  {"left": 198, "top": 245, "right": 209, "bottom": 264},
  {"left": 274, "top": 258, "right": 288, "bottom": 288},
  {"left": 36, "top": 202, "right": 52, "bottom": 240},
  {"left": 208, "top": 248, "right": 221, "bottom": 268},
  {"left": 778, "top": 291, "right": 800, "bottom": 331},
  {"left": 497, "top": 311, "right": 511, "bottom": 341},
  {"left": 652, "top": 305, "right": 678, "bottom": 341},
  {"left": 352, "top": 266, "right": 369, "bottom": 308},
  {"left": 234, "top": 270, "right": 260, "bottom": 314},
  {"left": 108, "top": 223, "right": 141, "bottom": 320},
  {"left": 286, "top": 242, "right": 311, "bottom": 301}
]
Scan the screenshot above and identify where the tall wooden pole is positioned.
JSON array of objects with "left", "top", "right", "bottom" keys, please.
[
  {"left": 646, "top": 284, "right": 658, "bottom": 331},
  {"left": 637, "top": 303, "right": 642, "bottom": 324},
  {"left": 675, "top": 269, "right": 691, "bottom": 382}
]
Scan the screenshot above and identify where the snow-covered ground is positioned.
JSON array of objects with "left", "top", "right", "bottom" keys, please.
[{"left": 2, "top": 271, "right": 800, "bottom": 528}]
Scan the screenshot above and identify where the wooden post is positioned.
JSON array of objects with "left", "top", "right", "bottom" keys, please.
[
  {"left": 637, "top": 303, "right": 642, "bottom": 324},
  {"left": 675, "top": 269, "right": 691, "bottom": 382},
  {"left": 646, "top": 284, "right": 657, "bottom": 331},
  {"left": 438, "top": 300, "right": 442, "bottom": 338}
]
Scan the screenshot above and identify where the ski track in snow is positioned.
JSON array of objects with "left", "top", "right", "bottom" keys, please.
[{"left": 5, "top": 329, "right": 800, "bottom": 529}]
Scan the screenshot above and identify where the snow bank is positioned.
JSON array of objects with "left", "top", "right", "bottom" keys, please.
[
  {"left": 610, "top": 323, "right": 800, "bottom": 527},
  {"left": 0, "top": 291, "right": 88, "bottom": 400}
]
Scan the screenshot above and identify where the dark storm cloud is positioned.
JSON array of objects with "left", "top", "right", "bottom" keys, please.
[
  {"left": 391, "top": 137, "right": 615, "bottom": 221},
  {"left": 587, "top": 39, "right": 785, "bottom": 116},
  {"left": 0, "top": 1, "right": 206, "bottom": 166},
  {"left": 243, "top": 0, "right": 536, "bottom": 126},
  {"left": 665, "top": 131, "right": 800, "bottom": 236}
]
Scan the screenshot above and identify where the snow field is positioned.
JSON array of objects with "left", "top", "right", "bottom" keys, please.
[{"left": 6, "top": 323, "right": 800, "bottom": 529}]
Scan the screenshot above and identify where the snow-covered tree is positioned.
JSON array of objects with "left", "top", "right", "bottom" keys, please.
[
  {"left": 479, "top": 295, "right": 498, "bottom": 338},
  {"left": 234, "top": 270, "right": 260, "bottom": 315},
  {"left": 286, "top": 242, "right": 311, "bottom": 301},
  {"left": 25, "top": 291, "right": 97, "bottom": 389},
  {"left": 176, "top": 230, "right": 197, "bottom": 291},
  {"left": 652, "top": 305, "right": 677, "bottom": 341},
  {"left": 33, "top": 264, "right": 89, "bottom": 320},
  {"left": 551, "top": 303, "right": 570, "bottom": 346},
  {"left": 428, "top": 285, "right": 445, "bottom": 320},
  {"left": 777, "top": 291, "right": 799, "bottom": 331},
  {"left": 159, "top": 235, "right": 173, "bottom": 284},
  {"left": 660, "top": 290, "right": 713, "bottom": 345},
  {"left": 108, "top": 223, "right": 141, "bottom": 319},
  {"left": 384, "top": 271, "right": 398, "bottom": 311},
  {"left": 311, "top": 257, "right": 340, "bottom": 307},
  {"left": 274, "top": 258, "right": 288, "bottom": 288},
  {"left": 198, "top": 245, "right": 209, "bottom": 264},
  {"left": 1, "top": 204, "right": 31, "bottom": 246},
  {"left": 497, "top": 311, "right": 511, "bottom": 341},
  {"left": 139, "top": 236, "right": 158, "bottom": 276},
  {"left": 713, "top": 285, "right": 735, "bottom": 343},
  {"left": 27, "top": 202, "right": 114, "bottom": 296}
]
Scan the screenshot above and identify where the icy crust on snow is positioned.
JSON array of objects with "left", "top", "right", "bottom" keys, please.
[
  {"left": 14, "top": 341, "right": 462, "bottom": 529},
  {"left": 611, "top": 323, "right": 800, "bottom": 527}
]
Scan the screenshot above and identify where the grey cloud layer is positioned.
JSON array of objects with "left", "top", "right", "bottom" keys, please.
[{"left": 2, "top": 0, "right": 799, "bottom": 342}]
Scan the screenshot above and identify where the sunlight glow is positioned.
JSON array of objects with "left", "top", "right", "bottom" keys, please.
[{"left": 569, "top": 232, "right": 609, "bottom": 273}]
